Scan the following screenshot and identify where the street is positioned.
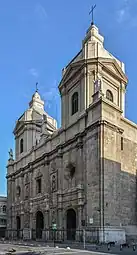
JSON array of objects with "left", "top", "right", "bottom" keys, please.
[
  {"left": 0, "top": 242, "right": 137, "bottom": 255},
  {"left": 0, "top": 243, "right": 108, "bottom": 255}
]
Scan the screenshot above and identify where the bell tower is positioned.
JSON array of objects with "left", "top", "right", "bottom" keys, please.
[
  {"left": 83, "top": 23, "right": 127, "bottom": 115},
  {"left": 14, "top": 89, "right": 57, "bottom": 160},
  {"left": 59, "top": 21, "right": 128, "bottom": 129}
]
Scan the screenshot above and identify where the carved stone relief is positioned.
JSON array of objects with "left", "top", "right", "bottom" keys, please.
[
  {"left": 50, "top": 161, "right": 56, "bottom": 172},
  {"left": 50, "top": 171, "right": 58, "bottom": 192},
  {"left": 25, "top": 184, "right": 30, "bottom": 199},
  {"left": 51, "top": 210, "right": 56, "bottom": 223},
  {"left": 64, "top": 162, "right": 76, "bottom": 180},
  {"left": 25, "top": 173, "right": 29, "bottom": 184}
]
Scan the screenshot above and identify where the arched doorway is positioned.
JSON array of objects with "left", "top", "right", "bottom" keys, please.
[
  {"left": 16, "top": 216, "right": 21, "bottom": 239},
  {"left": 66, "top": 209, "right": 76, "bottom": 240},
  {"left": 36, "top": 211, "right": 44, "bottom": 239}
]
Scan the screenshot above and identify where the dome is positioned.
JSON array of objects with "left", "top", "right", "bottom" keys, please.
[
  {"left": 29, "top": 90, "right": 44, "bottom": 110},
  {"left": 32, "top": 91, "right": 41, "bottom": 100}
]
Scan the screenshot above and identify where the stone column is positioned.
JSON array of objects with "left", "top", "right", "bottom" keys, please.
[
  {"left": 57, "top": 208, "right": 63, "bottom": 241},
  {"left": 20, "top": 172, "right": 24, "bottom": 202},
  {"left": 57, "top": 149, "right": 63, "bottom": 241},
  {"left": 78, "top": 206, "right": 83, "bottom": 228},
  {"left": 12, "top": 178, "right": 15, "bottom": 204},
  {"left": 76, "top": 137, "right": 83, "bottom": 185},
  {"left": 57, "top": 148, "right": 63, "bottom": 190},
  {"left": 57, "top": 192, "right": 63, "bottom": 228},
  {"left": 29, "top": 168, "right": 33, "bottom": 235},
  {"left": 43, "top": 209, "right": 49, "bottom": 241},
  {"left": 29, "top": 209, "right": 33, "bottom": 228},
  {"left": 78, "top": 187, "right": 84, "bottom": 229},
  {"left": 76, "top": 138, "right": 85, "bottom": 236},
  {"left": 44, "top": 210, "right": 49, "bottom": 228},
  {"left": 44, "top": 158, "right": 50, "bottom": 197},
  {"left": 120, "top": 82, "right": 126, "bottom": 117},
  {"left": 87, "top": 71, "right": 90, "bottom": 107},
  {"left": 57, "top": 148, "right": 63, "bottom": 229},
  {"left": 61, "top": 88, "right": 67, "bottom": 128},
  {"left": 31, "top": 213, "right": 36, "bottom": 240},
  {"left": 20, "top": 211, "right": 24, "bottom": 230},
  {"left": 29, "top": 166, "right": 33, "bottom": 198},
  {"left": 11, "top": 178, "right": 16, "bottom": 232},
  {"left": 44, "top": 158, "right": 51, "bottom": 230},
  {"left": 77, "top": 205, "right": 83, "bottom": 242},
  {"left": 20, "top": 173, "right": 24, "bottom": 233},
  {"left": 7, "top": 178, "right": 12, "bottom": 230},
  {"left": 29, "top": 203, "right": 33, "bottom": 239},
  {"left": 12, "top": 211, "right": 16, "bottom": 239}
]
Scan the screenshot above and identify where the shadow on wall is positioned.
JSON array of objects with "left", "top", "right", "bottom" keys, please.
[{"left": 103, "top": 158, "right": 137, "bottom": 229}]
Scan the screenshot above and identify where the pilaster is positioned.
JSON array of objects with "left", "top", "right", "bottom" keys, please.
[{"left": 76, "top": 136, "right": 83, "bottom": 185}]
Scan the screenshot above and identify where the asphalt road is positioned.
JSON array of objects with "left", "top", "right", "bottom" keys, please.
[
  {"left": 0, "top": 243, "right": 108, "bottom": 255},
  {"left": 0, "top": 242, "right": 137, "bottom": 255}
]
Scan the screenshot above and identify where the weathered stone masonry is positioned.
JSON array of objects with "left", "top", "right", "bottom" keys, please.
[{"left": 7, "top": 23, "right": 137, "bottom": 242}]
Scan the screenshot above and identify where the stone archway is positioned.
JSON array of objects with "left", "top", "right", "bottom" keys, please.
[
  {"left": 36, "top": 211, "right": 44, "bottom": 239},
  {"left": 16, "top": 216, "right": 21, "bottom": 239},
  {"left": 66, "top": 209, "right": 76, "bottom": 240}
]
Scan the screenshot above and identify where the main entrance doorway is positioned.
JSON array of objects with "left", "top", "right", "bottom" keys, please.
[
  {"left": 66, "top": 209, "right": 76, "bottom": 240},
  {"left": 36, "top": 211, "right": 44, "bottom": 239},
  {"left": 16, "top": 216, "right": 21, "bottom": 239}
]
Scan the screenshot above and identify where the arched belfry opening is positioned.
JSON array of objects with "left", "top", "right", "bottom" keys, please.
[
  {"left": 36, "top": 211, "right": 44, "bottom": 239},
  {"left": 66, "top": 209, "right": 76, "bottom": 240}
]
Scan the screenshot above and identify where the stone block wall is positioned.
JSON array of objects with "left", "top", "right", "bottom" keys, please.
[
  {"left": 84, "top": 127, "right": 100, "bottom": 227},
  {"left": 103, "top": 123, "right": 137, "bottom": 230}
]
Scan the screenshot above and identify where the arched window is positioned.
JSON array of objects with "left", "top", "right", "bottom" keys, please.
[
  {"left": 3, "top": 205, "right": 6, "bottom": 213},
  {"left": 71, "top": 92, "right": 78, "bottom": 115},
  {"left": 106, "top": 90, "right": 113, "bottom": 102},
  {"left": 20, "top": 138, "right": 24, "bottom": 153}
]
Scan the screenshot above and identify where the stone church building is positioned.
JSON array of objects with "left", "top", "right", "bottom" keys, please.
[{"left": 6, "top": 23, "right": 137, "bottom": 243}]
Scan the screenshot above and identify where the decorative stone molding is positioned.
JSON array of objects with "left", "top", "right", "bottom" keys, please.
[
  {"left": 44, "top": 158, "right": 50, "bottom": 166},
  {"left": 101, "top": 120, "right": 124, "bottom": 134},
  {"left": 50, "top": 171, "right": 58, "bottom": 192},
  {"left": 25, "top": 173, "right": 29, "bottom": 184},
  {"left": 64, "top": 162, "right": 76, "bottom": 180},
  {"left": 76, "top": 136, "right": 83, "bottom": 149},
  {"left": 57, "top": 147, "right": 63, "bottom": 158},
  {"left": 50, "top": 161, "right": 56, "bottom": 172},
  {"left": 35, "top": 169, "right": 43, "bottom": 179}
]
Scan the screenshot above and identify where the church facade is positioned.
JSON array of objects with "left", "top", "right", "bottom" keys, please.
[{"left": 6, "top": 24, "right": 137, "bottom": 243}]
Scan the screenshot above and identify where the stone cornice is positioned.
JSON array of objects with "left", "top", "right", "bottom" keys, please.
[
  {"left": 7, "top": 108, "right": 124, "bottom": 179},
  {"left": 59, "top": 58, "right": 98, "bottom": 92},
  {"left": 100, "top": 120, "right": 124, "bottom": 134},
  {"left": 7, "top": 120, "right": 102, "bottom": 179},
  {"left": 14, "top": 120, "right": 42, "bottom": 136},
  {"left": 59, "top": 60, "right": 85, "bottom": 89},
  {"left": 65, "top": 50, "right": 82, "bottom": 69},
  {"left": 99, "top": 57, "right": 128, "bottom": 83},
  {"left": 121, "top": 116, "right": 137, "bottom": 130},
  {"left": 59, "top": 57, "right": 127, "bottom": 96},
  {"left": 59, "top": 66, "right": 85, "bottom": 93},
  {"left": 101, "top": 97, "right": 123, "bottom": 114}
]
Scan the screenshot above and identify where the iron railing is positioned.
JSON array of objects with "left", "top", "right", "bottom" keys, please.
[{"left": 4, "top": 228, "right": 99, "bottom": 243}]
